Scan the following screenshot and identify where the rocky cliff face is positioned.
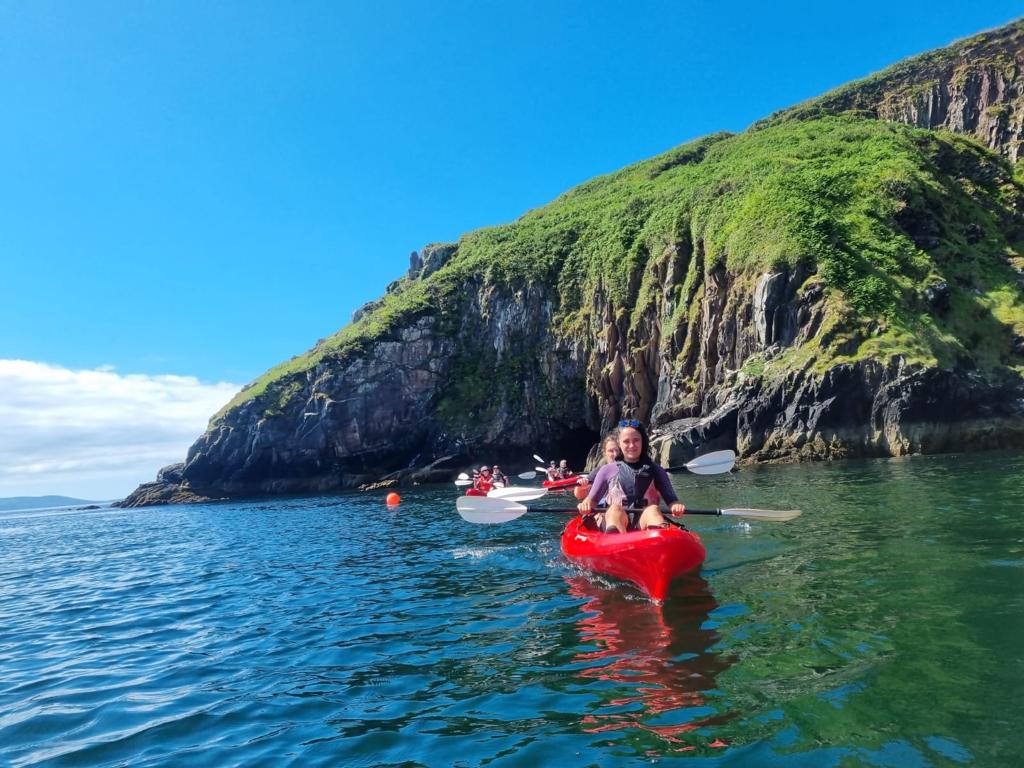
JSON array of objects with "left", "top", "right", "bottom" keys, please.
[
  {"left": 121, "top": 21, "right": 1024, "bottom": 508},
  {"left": 760, "top": 20, "right": 1024, "bottom": 161}
]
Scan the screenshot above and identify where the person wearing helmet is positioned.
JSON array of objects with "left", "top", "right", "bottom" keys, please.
[
  {"left": 474, "top": 466, "right": 495, "bottom": 494},
  {"left": 491, "top": 465, "right": 508, "bottom": 486}
]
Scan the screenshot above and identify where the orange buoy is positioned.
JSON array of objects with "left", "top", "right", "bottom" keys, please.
[{"left": 386, "top": 492, "right": 400, "bottom": 506}]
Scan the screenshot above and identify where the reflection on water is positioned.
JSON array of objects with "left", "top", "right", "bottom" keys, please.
[{"left": 568, "top": 574, "right": 735, "bottom": 752}]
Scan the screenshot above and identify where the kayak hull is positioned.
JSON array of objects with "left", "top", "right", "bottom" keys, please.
[
  {"left": 542, "top": 475, "right": 579, "bottom": 490},
  {"left": 464, "top": 488, "right": 487, "bottom": 497},
  {"left": 560, "top": 516, "right": 705, "bottom": 602}
]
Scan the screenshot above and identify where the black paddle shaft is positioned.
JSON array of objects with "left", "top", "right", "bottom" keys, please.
[{"left": 523, "top": 506, "right": 723, "bottom": 516}]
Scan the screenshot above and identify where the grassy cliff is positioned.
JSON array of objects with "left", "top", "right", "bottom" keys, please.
[
  {"left": 756, "top": 19, "right": 1024, "bottom": 131},
  {"left": 217, "top": 115, "right": 1024, "bottom": 425}
]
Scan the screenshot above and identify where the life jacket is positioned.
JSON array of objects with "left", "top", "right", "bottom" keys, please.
[
  {"left": 474, "top": 476, "right": 494, "bottom": 493},
  {"left": 609, "top": 460, "right": 655, "bottom": 508}
]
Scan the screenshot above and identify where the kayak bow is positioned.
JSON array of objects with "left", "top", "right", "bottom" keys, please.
[
  {"left": 542, "top": 475, "right": 580, "bottom": 490},
  {"left": 560, "top": 516, "right": 705, "bottom": 602}
]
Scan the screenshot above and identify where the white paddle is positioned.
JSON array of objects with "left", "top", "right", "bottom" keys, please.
[
  {"left": 667, "top": 449, "right": 737, "bottom": 475},
  {"left": 487, "top": 486, "right": 549, "bottom": 502}
]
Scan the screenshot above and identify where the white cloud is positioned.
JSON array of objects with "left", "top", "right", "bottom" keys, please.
[{"left": 0, "top": 360, "right": 241, "bottom": 500}]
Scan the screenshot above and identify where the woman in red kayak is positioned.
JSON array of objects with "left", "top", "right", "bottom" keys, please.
[{"left": 577, "top": 420, "right": 684, "bottom": 533}]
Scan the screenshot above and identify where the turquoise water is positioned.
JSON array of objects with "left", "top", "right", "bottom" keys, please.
[{"left": 2, "top": 452, "right": 1023, "bottom": 766}]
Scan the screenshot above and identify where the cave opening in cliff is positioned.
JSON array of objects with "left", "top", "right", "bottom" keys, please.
[{"left": 547, "top": 425, "right": 602, "bottom": 474}]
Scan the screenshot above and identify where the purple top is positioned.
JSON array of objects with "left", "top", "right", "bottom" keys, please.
[{"left": 586, "top": 461, "right": 678, "bottom": 508}]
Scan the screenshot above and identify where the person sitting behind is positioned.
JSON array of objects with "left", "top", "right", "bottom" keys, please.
[
  {"left": 575, "top": 434, "right": 621, "bottom": 498},
  {"left": 491, "top": 465, "right": 508, "bottom": 485},
  {"left": 576, "top": 421, "right": 684, "bottom": 534},
  {"left": 557, "top": 459, "right": 572, "bottom": 479}
]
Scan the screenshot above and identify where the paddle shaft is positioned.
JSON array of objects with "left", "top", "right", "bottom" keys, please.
[{"left": 519, "top": 505, "right": 725, "bottom": 516}]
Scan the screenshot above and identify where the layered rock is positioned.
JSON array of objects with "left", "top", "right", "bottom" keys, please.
[{"left": 760, "top": 20, "right": 1024, "bottom": 161}]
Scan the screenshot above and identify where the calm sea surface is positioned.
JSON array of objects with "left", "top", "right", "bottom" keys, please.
[{"left": 2, "top": 452, "right": 1023, "bottom": 767}]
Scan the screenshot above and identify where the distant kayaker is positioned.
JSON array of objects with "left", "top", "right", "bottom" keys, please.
[
  {"left": 577, "top": 420, "right": 684, "bottom": 533},
  {"left": 557, "top": 459, "right": 572, "bottom": 479},
  {"left": 546, "top": 461, "right": 559, "bottom": 481},
  {"left": 491, "top": 465, "right": 508, "bottom": 485},
  {"left": 474, "top": 466, "right": 495, "bottom": 494}
]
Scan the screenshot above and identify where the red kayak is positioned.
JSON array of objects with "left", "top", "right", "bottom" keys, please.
[
  {"left": 560, "top": 516, "right": 705, "bottom": 602},
  {"left": 464, "top": 488, "right": 487, "bottom": 497},
  {"left": 542, "top": 475, "right": 579, "bottom": 490}
]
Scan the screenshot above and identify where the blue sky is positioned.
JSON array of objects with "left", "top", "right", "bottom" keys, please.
[
  {"left": 1, "top": 2, "right": 1021, "bottom": 497},
  {"left": 4, "top": 1, "right": 1022, "bottom": 384}
]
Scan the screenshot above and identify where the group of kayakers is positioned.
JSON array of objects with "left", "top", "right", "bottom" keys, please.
[{"left": 545, "top": 460, "right": 573, "bottom": 481}]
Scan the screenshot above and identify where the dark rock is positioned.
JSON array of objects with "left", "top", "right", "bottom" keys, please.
[
  {"left": 1014, "top": 334, "right": 1024, "bottom": 356},
  {"left": 922, "top": 281, "right": 951, "bottom": 314},
  {"left": 156, "top": 462, "right": 185, "bottom": 485},
  {"left": 358, "top": 479, "right": 398, "bottom": 491},
  {"left": 117, "top": 480, "right": 227, "bottom": 508},
  {"left": 352, "top": 298, "right": 383, "bottom": 324},
  {"left": 418, "top": 243, "right": 457, "bottom": 279}
]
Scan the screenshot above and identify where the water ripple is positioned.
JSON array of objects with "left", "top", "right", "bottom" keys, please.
[{"left": 2, "top": 453, "right": 1023, "bottom": 765}]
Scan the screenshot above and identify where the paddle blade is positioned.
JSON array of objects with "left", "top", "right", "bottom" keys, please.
[
  {"left": 517, "top": 471, "right": 537, "bottom": 480},
  {"left": 685, "top": 450, "right": 736, "bottom": 475},
  {"left": 488, "top": 486, "right": 547, "bottom": 502},
  {"left": 456, "top": 495, "right": 528, "bottom": 524},
  {"left": 535, "top": 466, "right": 549, "bottom": 474},
  {"left": 457, "top": 472, "right": 470, "bottom": 481},
  {"left": 722, "top": 507, "right": 802, "bottom": 522},
  {"left": 454, "top": 479, "right": 472, "bottom": 487},
  {"left": 533, "top": 454, "right": 546, "bottom": 464}
]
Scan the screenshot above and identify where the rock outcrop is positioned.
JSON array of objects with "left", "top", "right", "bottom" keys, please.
[{"left": 759, "top": 19, "right": 1024, "bottom": 161}]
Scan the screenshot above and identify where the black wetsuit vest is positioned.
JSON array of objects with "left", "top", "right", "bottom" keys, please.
[{"left": 610, "top": 460, "right": 655, "bottom": 508}]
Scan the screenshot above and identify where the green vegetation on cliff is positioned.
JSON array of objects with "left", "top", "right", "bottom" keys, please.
[
  {"left": 756, "top": 19, "right": 1024, "bottom": 129},
  {"left": 218, "top": 115, "right": 1024, "bottom": 422}
]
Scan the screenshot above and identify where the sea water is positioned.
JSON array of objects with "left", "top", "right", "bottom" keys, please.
[{"left": 2, "top": 452, "right": 1022, "bottom": 766}]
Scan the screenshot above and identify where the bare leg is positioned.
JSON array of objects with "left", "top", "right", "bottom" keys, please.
[
  {"left": 638, "top": 504, "right": 668, "bottom": 530},
  {"left": 599, "top": 503, "right": 629, "bottom": 534}
]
